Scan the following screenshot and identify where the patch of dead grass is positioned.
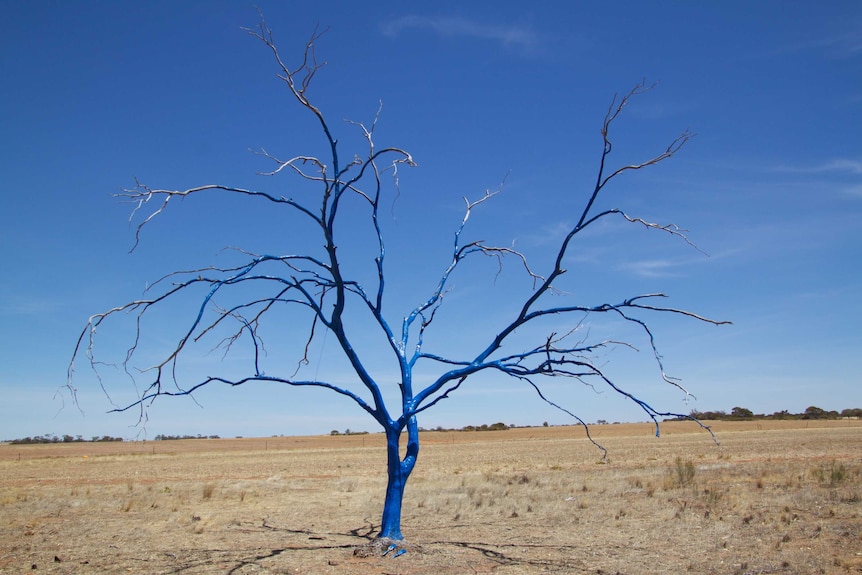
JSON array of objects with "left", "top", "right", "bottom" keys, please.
[{"left": 1, "top": 420, "right": 860, "bottom": 574}]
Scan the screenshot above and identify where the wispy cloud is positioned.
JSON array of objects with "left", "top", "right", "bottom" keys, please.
[
  {"left": 772, "top": 158, "right": 862, "bottom": 175},
  {"left": 771, "top": 30, "right": 862, "bottom": 60},
  {"left": 619, "top": 258, "right": 685, "bottom": 278},
  {"left": 619, "top": 253, "right": 717, "bottom": 278},
  {"left": 518, "top": 220, "right": 574, "bottom": 248},
  {"left": 0, "top": 296, "right": 60, "bottom": 316},
  {"left": 381, "top": 15, "right": 537, "bottom": 49}
]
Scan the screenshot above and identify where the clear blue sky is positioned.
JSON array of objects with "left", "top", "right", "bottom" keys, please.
[{"left": 1, "top": 1, "right": 860, "bottom": 440}]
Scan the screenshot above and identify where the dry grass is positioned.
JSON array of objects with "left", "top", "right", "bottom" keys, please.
[{"left": 1, "top": 420, "right": 860, "bottom": 574}]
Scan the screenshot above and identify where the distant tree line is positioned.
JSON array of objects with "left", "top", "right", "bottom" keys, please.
[
  {"left": 331, "top": 423, "right": 515, "bottom": 435},
  {"left": 687, "top": 406, "right": 862, "bottom": 421},
  {"left": 154, "top": 434, "right": 221, "bottom": 440},
  {"left": 455, "top": 422, "right": 511, "bottom": 432},
  {"left": 8, "top": 434, "right": 124, "bottom": 444},
  {"left": 4, "top": 433, "right": 225, "bottom": 444},
  {"left": 8, "top": 408, "right": 859, "bottom": 444},
  {"left": 416, "top": 422, "right": 513, "bottom": 432},
  {"left": 330, "top": 429, "right": 371, "bottom": 436}
]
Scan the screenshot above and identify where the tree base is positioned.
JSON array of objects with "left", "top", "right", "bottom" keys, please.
[{"left": 352, "top": 537, "right": 421, "bottom": 558}]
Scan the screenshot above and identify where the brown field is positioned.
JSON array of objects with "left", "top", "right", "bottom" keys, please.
[{"left": 1, "top": 420, "right": 861, "bottom": 574}]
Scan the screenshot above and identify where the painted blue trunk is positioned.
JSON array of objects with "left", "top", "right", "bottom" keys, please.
[{"left": 378, "top": 419, "right": 419, "bottom": 540}]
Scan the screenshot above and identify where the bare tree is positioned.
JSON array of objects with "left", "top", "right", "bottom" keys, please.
[{"left": 67, "top": 18, "right": 728, "bottom": 545}]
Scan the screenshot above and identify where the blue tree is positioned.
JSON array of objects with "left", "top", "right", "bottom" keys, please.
[{"left": 68, "top": 20, "right": 727, "bottom": 545}]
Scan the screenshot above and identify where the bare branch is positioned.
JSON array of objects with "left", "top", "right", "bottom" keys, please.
[
  {"left": 121, "top": 181, "right": 322, "bottom": 251},
  {"left": 242, "top": 15, "right": 329, "bottom": 120},
  {"left": 599, "top": 129, "right": 694, "bottom": 190},
  {"left": 253, "top": 148, "right": 328, "bottom": 179}
]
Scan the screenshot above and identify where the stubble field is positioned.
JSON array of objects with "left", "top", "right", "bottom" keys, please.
[{"left": 1, "top": 420, "right": 861, "bottom": 575}]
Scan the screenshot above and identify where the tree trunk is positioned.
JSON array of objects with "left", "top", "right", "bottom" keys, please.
[{"left": 378, "top": 418, "right": 419, "bottom": 540}]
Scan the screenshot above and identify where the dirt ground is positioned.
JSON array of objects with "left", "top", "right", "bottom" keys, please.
[{"left": 1, "top": 420, "right": 860, "bottom": 574}]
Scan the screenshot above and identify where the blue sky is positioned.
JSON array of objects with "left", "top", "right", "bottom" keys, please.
[{"left": 1, "top": 1, "right": 860, "bottom": 440}]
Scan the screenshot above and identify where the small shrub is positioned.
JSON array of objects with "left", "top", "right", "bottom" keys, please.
[
  {"left": 202, "top": 484, "right": 215, "bottom": 499},
  {"left": 700, "top": 486, "right": 723, "bottom": 507},
  {"left": 665, "top": 457, "right": 696, "bottom": 489},
  {"left": 839, "top": 491, "right": 860, "bottom": 503},
  {"left": 811, "top": 460, "right": 847, "bottom": 486}
]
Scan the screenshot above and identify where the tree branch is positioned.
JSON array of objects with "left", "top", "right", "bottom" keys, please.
[{"left": 68, "top": 16, "right": 725, "bottom": 464}]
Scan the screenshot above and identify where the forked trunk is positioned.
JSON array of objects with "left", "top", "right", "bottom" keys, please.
[{"left": 377, "top": 419, "right": 419, "bottom": 540}]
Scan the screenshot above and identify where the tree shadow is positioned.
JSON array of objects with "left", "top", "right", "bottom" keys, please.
[
  {"left": 432, "top": 538, "right": 594, "bottom": 572},
  {"left": 165, "top": 522, "right": 601, "bottom": 574},
  {"left": 164, "top": 519, "right": 380, "bottom": 574}
]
